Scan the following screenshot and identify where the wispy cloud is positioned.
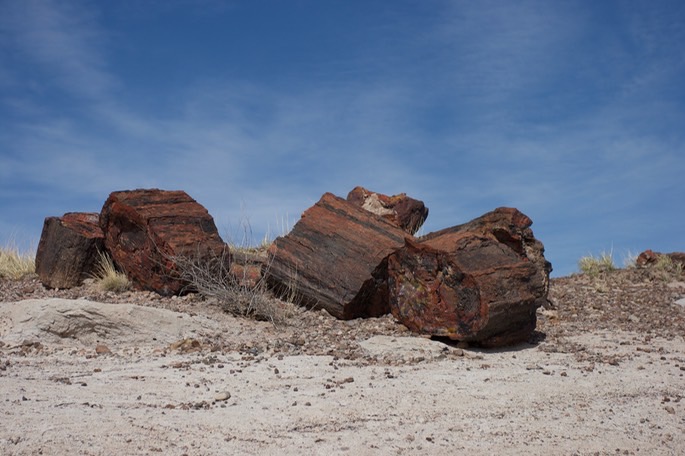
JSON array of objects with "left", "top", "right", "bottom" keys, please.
[
  {"left": 0, "top": 0, "right": 115, "bottom": 100},
  {"left": 1, "top": 0, "right": 683, "bottom": 276}
]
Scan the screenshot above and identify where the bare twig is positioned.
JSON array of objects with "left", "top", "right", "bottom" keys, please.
[{"left": 172, "top": 246, "right": 301, "bottom": 325}]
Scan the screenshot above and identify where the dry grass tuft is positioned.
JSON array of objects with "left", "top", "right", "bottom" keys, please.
[
  {"left": 646, "top": 254, "right": 685, "bottom": 281},
  {"left": 578, "top": 251, "right": 616, "bottom": 277},
  {"left": 173, "top": 247, "right": 300, "bottom": 325},
  {"left": 91, "top": 251, "right": 131, "bottom": 293},
  {"left": 0, "top": 244, "right": 35, "bottom": 280},
  {"left": 654, "top": 255, "right": 684, "bottom": 275}
]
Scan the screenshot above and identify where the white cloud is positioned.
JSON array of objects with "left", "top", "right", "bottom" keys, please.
[
  {"left": 1, "top": 0, "right": 684, "bottom": 276},
  {"left": 0, "top": 0, "right": 115, "bottom": 100}
]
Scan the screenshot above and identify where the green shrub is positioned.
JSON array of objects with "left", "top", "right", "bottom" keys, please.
[
  {"left": 0, "top": 244, "right": 35, "bottom": 280},
  {"left": 91, "top": 251, "right": 131, "bottom": 293}
]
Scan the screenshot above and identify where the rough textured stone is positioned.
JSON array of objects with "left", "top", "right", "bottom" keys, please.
[
  {"left": 346, "top": 186, "right": 428, "bottom": 235},
  {"left": 636, "top": 249, "right": 685, "bottom": 269},
  {"left": 0, "top": 298, "right": 223, "bottom": 345},
  {"left": 230, "top": 250, "right": 266, "bottom": 289},
  {"left": 267, "top": 192, "right": 412, "bottom": 319},
  {"left": 387, "top": 208, "right": 552, "bottom": 347},
  {"left": 99, "top": 189, "right": 228, "bottom": 295},
  {"left": 423, "top": 207, "right": 552, "bottom": 305},
  {"left": 636, "top": 249, "right": 659, "bottom": 266},
  {"left": 35, "top": 212, "right": 105, "bottom": 289}
]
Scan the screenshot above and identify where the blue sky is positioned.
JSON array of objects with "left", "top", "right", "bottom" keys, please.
[{"left": 1, "top": 0, "right": 684, "bottom": 277}]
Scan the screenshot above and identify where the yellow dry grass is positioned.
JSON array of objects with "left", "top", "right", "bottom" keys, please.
[
  {"left": 578, "top": 251, "right": 616, "bottom": 277},
  {"left": 0, "top": 244, "right": 35, "bottom": 280},
  {"left": 91, "top": 251, "right": 131, "bottom": 293}
]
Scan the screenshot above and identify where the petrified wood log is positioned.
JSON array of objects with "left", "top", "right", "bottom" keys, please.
[
  {"left": 346, "top": 186, "right": 428, "bottom": 235},
  {"left": 267, "top": 192, "right": 412, "bottom": 319},
  {"left": 99, "top": 189, "right": 228, "bottom": 295},
  {"left": 35, "top": 212, "right": 105, "bottom": 289},
  {"left": 388, "top": 208, "right": 552, "bottom": 347},
  {"left": 423, "top": 206, "right": 552, "bottom": 305}
]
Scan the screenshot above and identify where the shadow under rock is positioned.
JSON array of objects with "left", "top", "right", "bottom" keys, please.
[{"left": 431, "top": 330, "right": 547, "bottom": 354}]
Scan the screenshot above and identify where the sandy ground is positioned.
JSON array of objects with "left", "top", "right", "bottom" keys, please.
[{"left": 1, "top": 296, "right": 684, "bottom": 456}]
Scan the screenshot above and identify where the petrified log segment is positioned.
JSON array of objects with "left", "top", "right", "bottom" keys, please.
[
  {"left": 388, "top": 232, "right": 546, "bottom": 347},
  {"left": 35, "top": 212, "right": 105, "bottom": 289},
  {"left": 99, "top": 189, "right": 228, "bottom": 295},
  {"left": 267, "top": 192, "right": 412, "bottom": 319},
  {"left": 423, "top": 207, "right": 552, "bottom": 307},
  {"left": 387, "top": 207, "right": 552, "bottom": 347},
  {"left": 346, "top": 186, "right": 428, "bottom": 235}
]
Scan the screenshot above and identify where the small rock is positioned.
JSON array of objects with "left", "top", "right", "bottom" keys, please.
[
  {"left": 665, "top": 406, "right": 676, "bottom": 414},
  {"left": 214, "top": 391, "right": 231, "bottom": 401},
  {"left": 95, "top": 344, "right": 111, "bottom": 355}
]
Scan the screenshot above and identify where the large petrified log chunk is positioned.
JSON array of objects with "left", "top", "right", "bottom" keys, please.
[
  {"left": 267, "top": 192, "right": 412, "bottom": 319},
  {"left": 99, "top": 189, "right": 228, "bottom": 295},
  {"left": 388, "top": 208, "right": 552, "bottom": 347},
  {"left": 346, "top": 186, "right": 428, "bottom": 235},
  {"left": 35, "top": 212, "right": 105, "bottom": 289},
  {"left": 422, "top": 207, "right": 552, "bottom": 306}
]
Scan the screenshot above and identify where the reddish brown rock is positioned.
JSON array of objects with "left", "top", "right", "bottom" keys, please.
[
  {"left": 35, "top": 212, "right": 105, "bottom": 289},
  {"left": 346, "top": 186, "right": 428, "bottom": 235},
  {"left": 266, "top": 192, "right": 412, "bottom": 319},
  {"left": 229, "top": 250, "right": 267, "bottom": 289},
  {"left": 99, "top": 189, "right": 228, "bottom": 295},
  {"left": 636, "top": 249, "right": 659, "bottom": 266},
  {"left": 387, "top": 208, "right": 552, "bottom": 347},
  {"left": 636, "top": 249, "right": 685, "bottom": 270},
  {"left": 423, "top": 207, "right": 552, "bottom": 303},
  {"left": 636, "top": 249, "right": 685, "bottom": 266}
]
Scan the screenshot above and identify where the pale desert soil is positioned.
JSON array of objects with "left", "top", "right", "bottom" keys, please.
[{"left": 1, "top": 269, "right": 684, "bottom": 455}]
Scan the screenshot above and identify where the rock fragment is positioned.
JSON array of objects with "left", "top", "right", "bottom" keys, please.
[
  {"left": 35, "top": 212, "right": 105, "bottom": 289},
  {"left": 99, "top": 189, "right": 228, "bottom": 295},
  {"left": 267, "top": 192, "right": 412, "bottom": 319},
  {"left": 346, "top": 186, "right": 428, "bottom": 235},
  {"left": 387, "top": 207, "right": 551, "bottom": 347}
]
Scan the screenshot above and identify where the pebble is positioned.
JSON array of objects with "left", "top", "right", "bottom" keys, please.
[
  {"left": 95, "top": 344, "right": 111, "bottom": 355},
  {"left": 214, "top": 391, "right": 231, "bottom": 401}
]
